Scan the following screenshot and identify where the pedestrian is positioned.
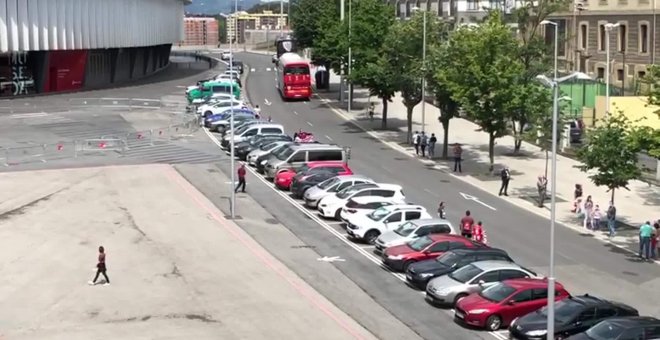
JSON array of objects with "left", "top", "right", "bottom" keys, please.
[
  {"left": 437, "top": 201, "right": 446, "bottom": 219},
  {"left": 591, "top": 205, "right": 602, "bottom": 231},
  {"left": 412, "top": 131, "right": 420, "bottom": 155},
  {"left": 583, "top": 195, "right": 593, "bottom": 229},
  {"left": 606, "top": 201, "right": 617, "bottom": 237},
  {"left": 235, "top": 163, "right": 247, "bottom": 193},
  {"left": 651, "top": 221, "right": 659, "bottom": 259},
  {"left": 499, "top": 167, "right": 511, "bottom": 196},
  {"left": 639, "top": 221, "right": 654, "bottom": 260},
  {"left": 472, "top": 221, "right": 487, "bottom": 244},
  {"left": 574, "top": 184, "right": 583, "bottom": 200},
  {"left": 453, "top": 143, "right": 463, "bottom": 173},
  {"left": 537, "top": 175, "right": 548, "bottom": 207},
  {"left": 428, "top": 133, "right": 437, "bottom": 159},
  {"left": 460, "top": 210, "right": 474, "bottom": 239},
  {"left": 420, "top": 132, "right": 428, "bottom": 157},
  {"left": 88, "top": 246, "right": 110, "bottom": 286},
  {"left": 254, "top": 105, "right": 261, "bottom": 119}
]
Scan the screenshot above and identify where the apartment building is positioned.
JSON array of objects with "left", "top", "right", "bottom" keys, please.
[
  {"left": 183, "top": 17, "right": 219, "bottom": 46},
  {"left": 391, "top": 0, "right": 524, "bottom": 24},
  {"left": 227, "top": 11, "right": 287, "bottom": 44},
  {"left": 548, "top": 0, "right": 659, "bottom": 93}
]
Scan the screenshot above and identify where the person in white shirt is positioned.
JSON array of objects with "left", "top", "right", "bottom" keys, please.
[{"left": 253, "top": 105, "right": 262, "bottom": 119}]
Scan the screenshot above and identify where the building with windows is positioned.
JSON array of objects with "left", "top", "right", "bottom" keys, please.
[
  {"left": 391, "top": 0, "right": 525, "bottom": 24},
  {"left": 547, "top": 1, "right": 659, "bottom": 93},
  {"left": 183, "top": 17, "right": 219, "bottom": 46},
  {"left": 0, "top": 0, "right": 187, "bottom": 98},
  {"left": 227, "top": 10, "right": 287, "bottom": 44}
]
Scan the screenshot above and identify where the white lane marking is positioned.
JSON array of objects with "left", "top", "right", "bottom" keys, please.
[
  {"left": 264, "top": 99, "right": 272, "bottom": 106},
  {"left": 325, "top": 221, "right": 344, "bottom": 225},
  {"left": 251, "top": 68, "right": 256, "bottom": 72},
  {"left": 459, "top": 192, "right": 497, "bottom": 211},
  {"left": 423, "top": 188, "right": 438, "bottom": 196},
  {"left": 266, "top": 67, "right": 272, "bottom": 71},
  {"left": 325, "top": 135, "right": 333, "bottom": 141},
  {"left": 306, "top": 121, "right": 313, "bottom": 127},
  {"left": 10, "top": 112, "right": 48, "bottom": 118},
  {"left": 176, "top": 85, "right": 187, "bottom": 88},
  {"left": 293, "top": 111, "right": 299, "bottom": 115},
  {"left": 317, "top": 256, "right": 346, "bottom": 262}
]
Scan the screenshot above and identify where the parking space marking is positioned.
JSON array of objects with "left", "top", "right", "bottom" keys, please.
[
  {"left": 306, "top": 121, "right": 313, "bottom": 127},
  {"left": 325, "top": 135, "right": 333, "bottom": 141},
  {"left": 293, "top": 111, "right": 299, "bottom": 115}
]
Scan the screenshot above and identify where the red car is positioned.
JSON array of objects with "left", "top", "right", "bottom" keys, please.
[
  {"left": 274, "top": 161, "right": 352, "bottom": 190},
  {"left": 454, "top": 278, "right": 570, "bottom": 331},
  {"left": 382, "top": 234, "right": 484, "bottom": 272}
]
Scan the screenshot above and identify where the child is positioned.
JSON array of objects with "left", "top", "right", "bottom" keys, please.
[{"left": 591, "top": 205, "right": 602, "bottom": 231}]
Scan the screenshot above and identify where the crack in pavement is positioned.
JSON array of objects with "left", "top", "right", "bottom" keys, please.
[{"left": 106, "top": 313, "right": 221, "bottom": 324}]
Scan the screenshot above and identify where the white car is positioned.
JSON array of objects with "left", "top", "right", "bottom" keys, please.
[
  {"left": 224, "top": 70, "right": 241, "bottom": 77},
  {"left": 221, "top": 51, "right": 232, "bottom": 60},
  {"left": 317, "top": 183, "right": 405, "bottom": 220},
  {"left": 345, "top": 205, "right": 432, "bottom": 244},
  {"left": 339, "top": 196, "right": 406, "bottom": 222},
  {"left": 304, "top": 175, "right": 374, "bottom": 209},
  {"left": 374, "top": 218, "right": 456, "bottom": 254},
  {"left": 190, "top": 92, "right": 237, "bottom": 105},
  {"left": 247, "top": 141, "right": 290, "bottom": 165},
  {"left": 197, "top": 100, "right": 245, "bottom": 117}
]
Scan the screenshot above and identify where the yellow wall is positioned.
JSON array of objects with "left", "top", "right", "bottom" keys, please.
[{"left": 593, "top": 96, "right": 660, "bottom": 129}]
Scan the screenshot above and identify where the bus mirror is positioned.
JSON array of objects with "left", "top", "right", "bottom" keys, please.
[{"left": 344, "top": 147, "right": 351, "bottom": 159}]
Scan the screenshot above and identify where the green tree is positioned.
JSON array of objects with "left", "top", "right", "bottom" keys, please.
[
  {"left": 523, "top": 88, "right": 566, "bottom": 178},
  {"left": 351, "top": 55, "right": 397, "bottom": 129},
  {"left": 442, "top": 12, "right": 522, "bottom": 170},
  {"left": 644, "top": 65, "right": 660, "bottom": 119},
  {"left": 629, "top": 126, "right": 660, "bottom": 159},
  {"left": 290, "top": 0, "right": 335, "bottom": 50},
  {"left": 576, "top": 112, "right": 642, "bottom": 203}
]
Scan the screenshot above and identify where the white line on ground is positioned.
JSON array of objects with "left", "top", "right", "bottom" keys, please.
[
  {"left": 325, "top": 221, "right": 344, "bottom": 225},
  {"left": 325, "top": 135, "right": 333, "bottom": 141},
  {"left": 292, "top": 111, "right": 299, "bottom": 115},
  {"left": 423, "top": 188, "right": 438, "bottom": 197},
  {"left": 306, "top": 121, "right": 313, "bottom": 127}
]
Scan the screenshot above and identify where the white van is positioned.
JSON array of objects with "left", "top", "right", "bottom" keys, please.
[
  {"left": 220, "top": 124, "right": 284, "bottom": 148},
  {"left": 262, "top": 143, "right": 350, "bottom": 178}
]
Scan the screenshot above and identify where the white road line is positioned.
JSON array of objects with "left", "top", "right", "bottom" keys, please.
[
  {"left": 325, "top": 221, "right": 344, "bottom": 225},
  {"left": 293, "top": 111, "right": 299, "bottom": 115},
  {"left": 306, "top": 121, "right": 313, "bottom": 127},
  {"left": 325, "top": 135, "right": 333, "bottom": 141},
  {"left": 266, "top": 67, "right": 271, "bottom": 72},
  {"left": 423, "top": 188, "right": 438, "bottom": 196},
  {"left": 10, "top": 112, "right": 48, "bottom": 118},
  {"left": 251, "top": 68, "right": 256, "bottom": 72}
]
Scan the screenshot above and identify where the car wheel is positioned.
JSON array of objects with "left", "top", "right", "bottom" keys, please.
[
  {"left": 364, "top": 230, "right": 380, "bottom": 245},
  {"left": 485, "top": 315, "right": 502, "bottom": 331},
  {"left": 402, "top": 260, "right": 416, "bottom": 272},
  {"left": 453, "top": 293, "right": 468, "bottom": 306},
  {"left": 204, "top": 111, "right": 212, "bottom": 118},
  {"left": 334, "top": 209, "right": 342, "bottom": 220}
]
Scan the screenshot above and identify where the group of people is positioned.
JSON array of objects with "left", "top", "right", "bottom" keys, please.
[
  {"left": 571, "top": 184, "right": 617, "bottom": 237},
  {"left": 436, "top": 203, "right": 489, "bottom": 244},
  {"left": 411, "top": 131, "right": 438, "bottom": 159},
  {"left": 639, "top": 220, "right": 660, "bottom": 261}
]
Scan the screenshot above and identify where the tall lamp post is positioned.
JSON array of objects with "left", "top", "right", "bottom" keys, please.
[
  {"left": 412, "top": 6, "right": 428, "bottom": 133},
  {"left": 347, "top": 0, "right": 352, "bottom": 113},
  {"left": 228, "top": 0, "right": 239, "bottom": 219},
  {"left": 604, "top": 22, "right": 620, "bottom": 115}
]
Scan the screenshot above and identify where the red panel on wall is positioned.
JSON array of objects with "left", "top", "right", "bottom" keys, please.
[{"left": 43, "top": 50, "right": 88, "bottom": 93}]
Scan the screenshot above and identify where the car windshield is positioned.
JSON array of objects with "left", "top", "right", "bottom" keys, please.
[
  {"left": 435, "top": 251, "right": 460, "bottom": 265},
  {"left": 479, "top": 283, "right": 516, "bottom": 303},
  {"left": 394, "top": 221, "right": 418, "bottom": 237},
  {"left": 448, "top": 264, "right": 483, "bottom": 283},
  {"left": 408, "top": 236, "right": 433, "bottom": 251},
  {"left": 260, "top": 142, "right": 277, "bottom": 151},
  {"left": 537, "top": 299, "right": 582, "bottom": 323},
  {"left": 585, "top": 321, "right": 626, "bottom": 340},
  {"left": 336, "top": 185, "right": 366, "bottom": 199},
  {"left": 275, "top": 147, "right": 295, "bottom": 161},
  {"left": 367, "top": 207, "right": 390, "bottom": 221},
  {"left": 318, "top": 177, "right": 341, "bottom": 190},
  {"left": 234, "top": 125, "right": 249, "bottom": 135}
]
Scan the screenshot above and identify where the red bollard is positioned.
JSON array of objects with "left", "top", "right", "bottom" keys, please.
[
  {"left": 137, "top": 133, "right": 143, "bottom": 140},
  {"left": 56, "top": 144, "right": 63, "bottom": 151},
  {"left": 99, "top": 142, "right": 107, "bottom": 149}
]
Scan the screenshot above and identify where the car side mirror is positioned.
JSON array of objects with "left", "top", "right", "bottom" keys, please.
[
  {"left": 506, "top": 300, "right": 515, "bottom": 305},
  {"left": 574, "top": 321, "right": 582, "bottom": 326},
  {"left": 478, "top": 280, "right": 485, "bottom": 286}
]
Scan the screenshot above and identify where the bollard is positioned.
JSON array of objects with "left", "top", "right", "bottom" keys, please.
[
  {"left": 2, "top": 148, "right": 8, "bottom": 167},
  {"left": 150, "top": 129, "right": 154, "bottom": 146},
  {"left": 74, "top": 140, "right": 78, "bottom": 158}
]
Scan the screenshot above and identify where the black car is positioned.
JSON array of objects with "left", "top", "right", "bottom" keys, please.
[
  {"left": 405, "top": 248, "right": 513, "bottom": 290},
  {"left": 231, "top": 60, "right": 244, "bottom": 74},
  {"left": 290, "top": 171, "right": 337, "bottom": 198},
  {"left": 235, "top": 135, "right": 292, "bottom": 160},
  {"left": 567, "top": 316, "right": 660, "bottom": 340},
  {"left": 509, "top": 295, "right": 639, "bottom": 340}
]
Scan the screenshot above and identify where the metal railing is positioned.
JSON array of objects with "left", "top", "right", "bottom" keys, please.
[{"left": 0, "top": 97, "right": 187, "bottom": 115}]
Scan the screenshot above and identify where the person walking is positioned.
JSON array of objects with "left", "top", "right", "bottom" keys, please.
[
  {"left": 254, "top": 105, "right": 262, "bottom": 119},
  {"left": 420, "top": 132, "right": 428, "bottom": 157},
  {"left": 639, "top": 221, "right": 654, "bottom": 260},
  {"left": 583, "top": 195, "right": 593, "bottom": 229},
  {"left": 453, "top": 143, "right": 463, "bottom": 173},
  {"left": 499, "top": 167, "right": 511, "bottom": 196},
  {"left": 460, "top": 210, "right": 474, "bottom": 239},
  {"left": 472, "top": 221, "right": 487, "bottom": 244},
  {"left": 574, "top": 184, "right": 583, "bottom": 200},
  {"left": 606, "top": 202, "right": 617, "bottom": 237},
  {"left": 235, "top": 163, "right": 247, "bottom": 193},
  {"left": 651, "top": 221, "right": 659, "bottom": 259},
  {"left": 591, "top": 205, "right": 602, "bottom": 231},
  {"left": 428, "top": 133, "right": 437, "bottom": 159},
  {"left": 412, "top": 131, "right": 420, "bottom": 155},
  {"left": 88, "top": 246, "right": 110, "bottom": 286},
  {"left": 437, "top": 201, "right": 446, "bottom": 219}
]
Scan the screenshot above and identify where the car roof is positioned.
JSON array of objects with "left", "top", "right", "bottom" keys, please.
[
  {"left": 471, "top": 260, "right": 525, "bottom": 271},
  {"left": 563, "top": 294, "right": 636, "bottom": 312},
  {"left": 373, "top": 183, "right": 403, "bottom": 191},
  {"left": 286, "top": 143, "right": 343, "bottom": 151},
  {"left": 349, "top": 196, "right": 399, "bottom": 204},
  {"left": 334, "top": 175, "right": 372, "bottom": 182},
  {"left": 306, "top": 161, "right": 347, "bottom": 167},
  {"left": 504, "top": 278, "right": 565, "bottom": 290},
  {"left": 378, "top": 204, "right": 425, "bottom": 212},
  {"left": 246, "top": 123, "right": 283, "bottom": 129},
  {"left": 449, "top": 247, "right": 509, "bottom": 256},
  {"left": 604, "top": 316, "right": 660, "bottom": 327},
  {"left": 428, "top": 234, "right": 471, "bottom": 242},
  {"left": 410, "top": 218, "right": 453, "bottom": 226}
]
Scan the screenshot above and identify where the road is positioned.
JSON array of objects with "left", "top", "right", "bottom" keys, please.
[{"left": 209, "top": 52, "right": 660, "bottom": 338}]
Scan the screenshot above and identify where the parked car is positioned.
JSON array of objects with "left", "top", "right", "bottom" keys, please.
[
  {"left": 221, "top": 51, "right": 232, "bottom": 60},
  {"left": 381, "top": 234, "right": 481, "bottom": 272},
  {"left": 290, "top": 171, "right": 338, "bottom": 199},
  {"left": 317, "top": 183, "right": 405, "bottom": 220},
  {"left": 275, "top": 162, "right": 353, "bottom": 190},
  {"left": 375, "top": 218, "right": 456, "bottom": 254},
  {"left": 346, "top": 205, "right": 432, "bottom": 244},
  {"left": 303, "top": 175, "right": 374, "bottom": 209},
  {"left": 221, "top": 124, "right": 285, "bottom": 148},
  {"left": 223, "top": 120, "right": 273, "bottom": 138},
  {"left": 567, "top": 316, "right": 660, "bottom": 340},
  {"left": 426, "top": 260, "right": 537, "bottom": 307},
  {"left": 215, "top": 73, "right": 241, "bottom": 87},
  {"left": 339, "top": 196, "right": 407, "bottom": 222},
  {"left": 205, "top": 110, "right": 256, "bottom": 131},
  {"left": 231, "top": 60, "right": 244, "bottom": 74},
  {"left": 263, "top": 143, "right": 350, "bottom": 179},
  {"left": 509, "top": 294, "right": 639, "bottom": 340},
  {"left": 405, "top": 248, "right": 514, "bottom": 290},
  {"left": 248, "top": 141, "right": 291, "bottom": 166},
  {"left": 455, "top": 278, "right": 570, "bottom": 331},
  {"left": 197, "top": 99, "right": 245, "bottom": 117},
  {"left": 235, "top": 135, "right": 292, "bottom": 160}
]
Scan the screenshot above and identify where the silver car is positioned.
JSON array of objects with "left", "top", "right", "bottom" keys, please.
[
  {"left": 303, "top": 175, "right": 373, "bottom": 208},
  {"left": 425, "top": 261, "right": 536, "bottom": 306},
  {"left": 247, "top": 141, "right": 291, "bottom": 165},
  {"left": 374, "top": 218, "right": 456, "bottom": 254}
]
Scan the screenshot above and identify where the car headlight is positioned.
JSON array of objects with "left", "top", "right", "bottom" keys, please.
[
  {"left": 419, "top": 273, "right": 434, "bottom": 278},
  {"left": 467, "top": 309, "right": 489, "bottom": 314},
  {"left": 387, "top": 255, "right": 404, "bottom": 260},
  {"left": 525, "top": 330, "right": 547, "bottom": 337}
]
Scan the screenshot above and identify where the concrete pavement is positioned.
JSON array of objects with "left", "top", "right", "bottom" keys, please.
[{"left": 0, "top": 164, "right": 378, "bottom": 340}]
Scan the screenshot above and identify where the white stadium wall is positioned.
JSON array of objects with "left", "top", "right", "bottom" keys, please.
[{"left": 0, "top": 0, "right": 187, "bottom": 97}]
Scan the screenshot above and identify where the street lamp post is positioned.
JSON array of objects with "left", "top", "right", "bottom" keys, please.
[
  {"left": 347, "top": 0, "right": 352, "bottom": 113},
  {"left": 280, "top": 0, "right": 284, "bottom": 37},
  {"left": 604, "top": 22, "right": 620, "bottom": 115},
  {"left": 228, "top": 0, "right": 239, "bottom": 219},
  {"left": 412, "top": 7, "right": 428, "bottom": 133}
]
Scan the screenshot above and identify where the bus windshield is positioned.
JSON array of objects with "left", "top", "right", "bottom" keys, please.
[{"left": 284, "top": 66, "right": 309, "bottom": 75}]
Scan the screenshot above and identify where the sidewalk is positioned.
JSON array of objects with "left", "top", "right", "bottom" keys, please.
[{"left": 316, "top": 71, "right": 659, "bottom": 257}]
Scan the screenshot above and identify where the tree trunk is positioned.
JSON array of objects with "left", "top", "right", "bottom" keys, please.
[
  {"left": 488, "top": 132, "right": 496, "bottom": 172},
  {"left": 441, "top": 119, "right": 450, "bottom": 159},
  {"left": 544, "top": 150, "right": 549, "bottom": 179},
  {"left": 514, "top": 139, "right": 523, "bottom": 153},
  {"left": 381, "top": 98, "right": 388, "bottom": 129},
  {"left": 513, "top": 118, "right": 526, "bottom": 153},
  {"left": 610, "top": 188, "right": 615, "bottom": 205},
  {"left": 406, "top": 105, "right": 414, "bottom": 144}
]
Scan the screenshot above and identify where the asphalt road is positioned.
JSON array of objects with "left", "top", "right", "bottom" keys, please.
[{"left": 226, "top": 52, "right": 660, "bottom": 321}]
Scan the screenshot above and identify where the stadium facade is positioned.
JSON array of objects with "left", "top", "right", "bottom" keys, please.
[{"left": 0, "top": 0, "right": 188, "bottom": 98}]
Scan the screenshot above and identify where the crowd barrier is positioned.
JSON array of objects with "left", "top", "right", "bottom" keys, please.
[{"left": 0, "top": 97, "right": 187, "bottom": 115}]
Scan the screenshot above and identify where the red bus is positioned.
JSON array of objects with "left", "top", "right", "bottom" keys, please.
[{"left": 276, "top": 52, "right": 311, "bottom": 101}]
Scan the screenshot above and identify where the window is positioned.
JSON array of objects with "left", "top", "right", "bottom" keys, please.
[
  {"left": 449, "top": 241, "right": 468, "bottom": 250},
  {"left": 384, "top": 212, "right": 401, "bottom": 223},
  {"left": 308, "top": 150, "right": 342, "bottom": 161},
  {"left": 499, "top": 269, "right": 529, "bottom": 280},
  {"left": 638, "top": 70, "right": 647, "bottom": 80},
  {"left": 261, "top": 128, "right": 283, "bottom": 134},
  {"left": 579, "top": 23, "right": 588, "bottom": 50},
  {"left": 532, "top": 288, "right": 548, "bottom": 299},
  {"left": 598, "top": 24, "right": 606, "bottom": 51},
  {"left": 617, "top": 69, "right": 624, "bottom": 81},
  {"left": 432, "top": 224, "right": 453, "bottom": 234},
  {"left": 474, "top": 271, "right": 500, "bottom": 283},
  {"left": 618, "top": 24, "right": 627, "bottom": 52},
  {"left": 289, "top": 151, "right": 306, "bottom": 162},
  {"left": 415, "top": 226, "right": 433, "bottom": 236},
  {"left": 577, "top": 307, "right": 597, "bottom": 322},
  {"left": 243, "top": 128, "right": 258, "bottom": 136},
  {"left": 640, "top": 23, "right": 649, "bottom": 53},
  {"left": 512, "top": 290, "right": 533, "bottom": 302},
  {"left": 336, "top": 181, "right": 353, "bottom": 191},
  {"left": 405, "top": 211, "right": 422, "bottom": 220},
  {"left": 597, "top": 67, "right": 605, "bottom": 79},
  {"left": 467, "top": 0, "right": 479, "bottom": 10},
  {"left": 372, "top": 189, "right": 395, "bottom": 197},
  {"left": 595, "top": 307, "right": 618, "bottom": 318},
  {"left": 352, "top": 189, "right": 372, "bottom": 197},
  {"left": 429, "top": 242, "right": 450, "bottom": 252}
]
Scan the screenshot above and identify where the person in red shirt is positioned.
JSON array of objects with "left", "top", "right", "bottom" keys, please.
[
  {"left": 235, "top": 163, "right": 247, "bottom": 193},
  {"left": 460, "top": 210, "right": 475, "bottom": 238},
  {"left": 88, "top": 246, "right": 110, "bottom": 286},
  {"left": 472, "top": 221, "right": 488, "bottom": 244}
]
